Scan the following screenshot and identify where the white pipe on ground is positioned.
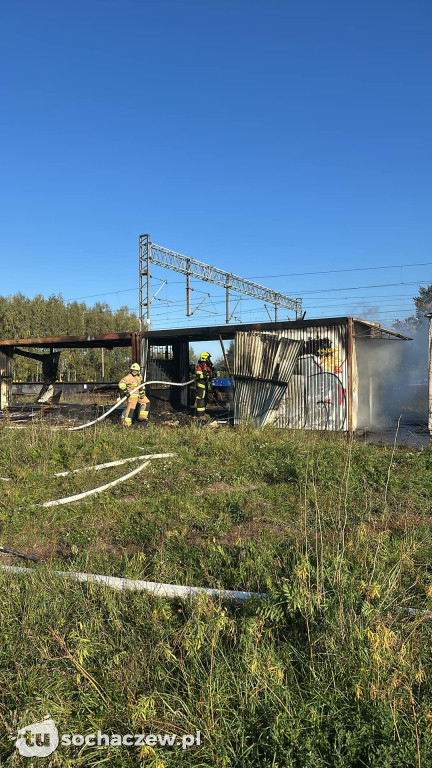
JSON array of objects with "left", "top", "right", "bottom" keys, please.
[{"left": 0, "top": 564, "right": 265, "bottom": 601}]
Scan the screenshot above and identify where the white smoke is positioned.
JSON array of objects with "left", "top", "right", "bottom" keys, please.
[
  {"left": 356, "top": 322, "right": 428, "bottom": 429},
  {"left": 356, "top": 306, "right": 380, "bottom": 321}
]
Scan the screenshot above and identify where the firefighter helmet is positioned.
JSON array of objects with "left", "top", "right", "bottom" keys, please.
[
  {"left": 199, "top": 352, "right": 211, "bottom": 361},
  {"left": 130, "top": 363, "right": 140, "bottom": 371}
]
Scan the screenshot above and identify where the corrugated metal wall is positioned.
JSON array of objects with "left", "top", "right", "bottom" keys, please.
[
  {"left": 232, "top": 323, "right": 349, "bottom": 430},
  {"left": 272, "top": 322, "right": 349, "bottom": 430},
  {"left": 233, "top": 332, "right": 304, "bottom": 426}
]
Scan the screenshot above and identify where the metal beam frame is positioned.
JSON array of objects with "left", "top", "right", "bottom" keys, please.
[{"left": 139, "top": 234, "right": 302, "bottom": 328}]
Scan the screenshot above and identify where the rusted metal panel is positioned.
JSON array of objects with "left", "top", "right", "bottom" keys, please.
[
  {"left": 140, "top": 317, "right": 408, "bottom": 344},
  {"left": 233, "top": 332, "right": 303, "bottom": 382},
  {"left": 131, "top": 332, "right": 140, "bottom": 365},
  {"left": 233, "top": 332, "right": 304, "bottom": 426},
  {"left": 0, "top": 333, "right": 134, "bottom": 350},
  {"left": 141, "top": 336, "right": 149, "bottom": 377},
  {"left": 348, "top": 317, "right": 354, "bottom": 434},
  {"left": 352, "top": 348, "right": 359, "bottom": 431},
  {"left": 0, "top": 320, "right": 406, "bottom": 351}
]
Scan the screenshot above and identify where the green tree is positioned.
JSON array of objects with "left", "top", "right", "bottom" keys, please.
[
  {"left": 0, "top": 293, "right": 140, "bottom": 382},
  {"left": 394, "top": 284, "right": 432, "bottom": 331}
]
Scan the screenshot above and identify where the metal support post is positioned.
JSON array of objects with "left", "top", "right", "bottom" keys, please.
[
  {"left": 146, "top": 237, "right": 151, "bottom": 330},
  {"left": 429, "top": 316, "right": 432, "bottom": 434},
  {"left": 347, "top": 316, "right": 353, "bottom": 435},
  {"left": 186, "top": 259, "right": 191, "bottom": 316},
  {"left": 139, "top": 234, "right": 151, "bottom": 330},
  {"left": 139, "top": 237, "right": 143, "bottom": 331}
]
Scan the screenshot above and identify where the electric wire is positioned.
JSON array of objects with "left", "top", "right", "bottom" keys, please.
[{"left": 64, "top": 261, "right": 432, "bottom": 304}]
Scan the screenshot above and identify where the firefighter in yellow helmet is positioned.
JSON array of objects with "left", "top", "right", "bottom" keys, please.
[
  {"left": 194, "top": 352, "right": 215, "bottom": 418},
  {"left": 118, "top": 363, "right": 150, "bottom": 427}
]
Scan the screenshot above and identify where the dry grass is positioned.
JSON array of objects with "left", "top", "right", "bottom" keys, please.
[{"left": 1, "top": 422, "right": 432, "bottom": 766}]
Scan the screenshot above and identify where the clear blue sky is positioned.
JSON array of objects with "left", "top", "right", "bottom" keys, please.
[{"left": 1, "top": 0, "right": 431, "bottom": 331}]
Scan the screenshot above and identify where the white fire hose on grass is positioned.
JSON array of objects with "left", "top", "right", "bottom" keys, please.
[
  {"left": 53, "top": 452, "right": 173, "bottom": 477},
  {"left": 42, "top": 459, "right": 150, "bottom": 507},
  {"left": 0, "top": 377, "right": 257, "bottom": 600},
  {"left": 0, "top": 564, "right": 265, "bottom": 601},
  {"left": 42, "top": 454, "right": 174, "bottom": 507}
]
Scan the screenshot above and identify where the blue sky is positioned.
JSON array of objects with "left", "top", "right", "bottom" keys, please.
[{"left": 1, "top": 0, "right": 431, "bottom": 332}]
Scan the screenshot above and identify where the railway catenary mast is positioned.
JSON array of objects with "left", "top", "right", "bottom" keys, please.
[{"left": 139, "top": 234, "right": 302, "bottom": 329}]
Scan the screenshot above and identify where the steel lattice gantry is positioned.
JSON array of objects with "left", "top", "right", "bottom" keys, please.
[{"left": 139, "top": 234, "right": 302, "bottom": 329}]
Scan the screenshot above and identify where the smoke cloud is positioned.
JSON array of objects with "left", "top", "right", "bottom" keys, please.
[{"left": 356, "top": 322, "right": 428, "bottom": 429}]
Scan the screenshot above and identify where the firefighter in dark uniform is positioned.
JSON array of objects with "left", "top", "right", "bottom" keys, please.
[{"left": 194, "top": 352, "right": 215, "bottom": 418}]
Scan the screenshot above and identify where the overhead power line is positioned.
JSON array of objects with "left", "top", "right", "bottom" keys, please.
[
  {"left": 249, "top": 261, "right": 432, "bottom": 279},
  {"left": 63, "top": 261, "right": 432, "bottom": 305},
  {"left": 291, "top": 279, "right": 432, "bottom": 295},
  {"left": 66, "top": 288, "right": 137, "bottom": 302}
]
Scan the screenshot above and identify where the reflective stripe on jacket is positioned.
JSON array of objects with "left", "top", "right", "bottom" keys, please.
[
  {"left": 119, "top": 373, "right": 142, "bottom": 395},
  {"left": 196, "top": 362, "right": 214, "bottom": 382}
]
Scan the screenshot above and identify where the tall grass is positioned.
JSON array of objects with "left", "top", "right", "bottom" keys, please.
[{"left": 1, "top": 422, "right": 432, "bottom": 766}]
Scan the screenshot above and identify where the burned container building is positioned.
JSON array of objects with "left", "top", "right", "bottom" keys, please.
[
  {"left": 141, "top": 317, "right": 409, "bottom": 432},
  {"left": 0, "top": 317, "right": 409, "bottom": 433},
  {"left": 231, "top": 318, "right": 411, "bottom": 431}
]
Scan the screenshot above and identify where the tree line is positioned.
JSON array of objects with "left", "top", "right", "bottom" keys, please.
[
  {"left": 0, "top": 293, "right": 140, "bottom": 382},
  {"left": 2, "top": 284, "right": 429, "bottom": 382}
]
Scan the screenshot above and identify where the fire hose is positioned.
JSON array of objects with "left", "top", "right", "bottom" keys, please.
[
  {"left": 65, "top": 379, "right": 195, "bottom": 431},
  {"left": 0, "top": 564, "right": 264, "bottom": 601}
]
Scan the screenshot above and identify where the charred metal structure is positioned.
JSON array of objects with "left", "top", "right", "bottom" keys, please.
[
  {"left": 0, "top": 333, "right": 140, "bottom": 409},
  {"left": 0, "top": 318, "right": 409, "bottom": 432},
  {"left": 229, "top": 318, "right": 409, "bottom": 431},
  {"left": 0, "top": 349, "right": 12, "bottom": 409}
]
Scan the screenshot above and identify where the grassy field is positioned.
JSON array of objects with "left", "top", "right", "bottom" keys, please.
[{"left": 1, "top": 421, "right": 432, "bottom": 766}]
